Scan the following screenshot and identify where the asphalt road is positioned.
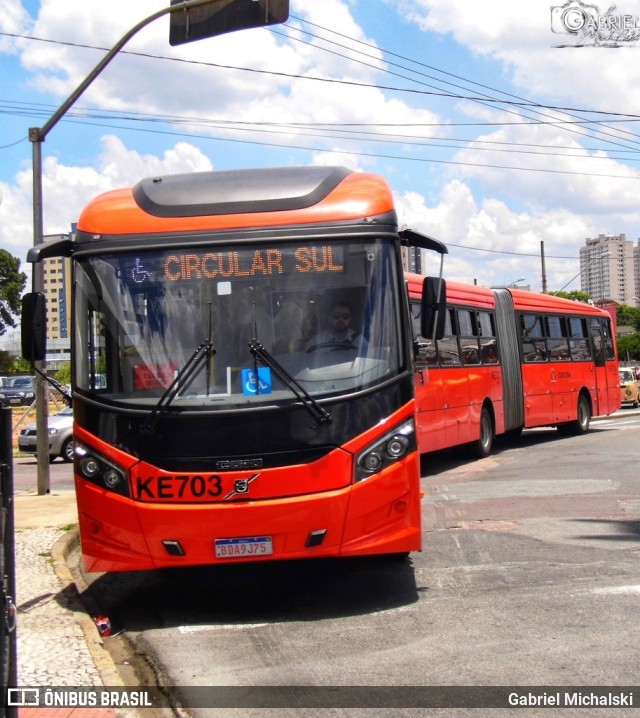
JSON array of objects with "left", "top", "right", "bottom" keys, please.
[
  {"left": 12, "top": 455, "right": 75, "bottom": 492},
  {"left": 68, "top": 409, "right": 640, "bottom": 717}
]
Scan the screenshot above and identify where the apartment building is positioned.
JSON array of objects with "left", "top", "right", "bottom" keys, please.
[
  {"left": 580, "top": 233, "right": 640, "bottom": 306},
  {"left": 41, "top": 231, "right": 73, "bottom": 369}
]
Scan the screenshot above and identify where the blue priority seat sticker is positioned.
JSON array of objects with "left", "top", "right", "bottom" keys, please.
[{"left": 242, "top": 367, "right": 272, "bottom": 395}]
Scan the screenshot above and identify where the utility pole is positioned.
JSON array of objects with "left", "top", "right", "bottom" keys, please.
[{"left": 540, "top": 240, "right": 547, "bottom": 294}]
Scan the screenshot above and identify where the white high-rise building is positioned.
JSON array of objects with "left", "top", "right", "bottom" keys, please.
[{"left": 580, "top": 233, "right": 639, "bottom": 306}]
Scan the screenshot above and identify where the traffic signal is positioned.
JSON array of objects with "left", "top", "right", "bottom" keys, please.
[{"left": 170, "top": 0, "right": 289, "bottom": 46}]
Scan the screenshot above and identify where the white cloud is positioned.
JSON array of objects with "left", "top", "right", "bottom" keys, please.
[
  {"left": 14, "top": 0, "right": 444, "bottom": 153},
  {"left": 0, "top": 137, "right": 213, "bottom": 269},
  {"left": 395, "top": 179, "right": 599, "bottom": 290},
  {"left": 0, "top": 0, "right": 31, "bottom": 49},
  {"left": 400, "top": 0, "right": 640, "bottom": 111},
  {"left": 390, "top": 0, "right": 640, "bottom": 286},
  {"left": 449, "top": 120, "right": 640, "bottom": 216}
]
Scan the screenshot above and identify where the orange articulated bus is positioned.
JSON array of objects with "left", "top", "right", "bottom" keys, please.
[
  {"left": 23, "top": 166, "right": 446, "bottom": 573},
  {"left": 407, "top": 274, "right": 620, "bottom": 458}
]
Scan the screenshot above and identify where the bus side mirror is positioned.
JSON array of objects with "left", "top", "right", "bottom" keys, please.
[
  {"left": 21, "top": 292, "right": 47, "bottom": 362},
  {"left": 421, "top": 277, "right": 446, "bottom": 341}
]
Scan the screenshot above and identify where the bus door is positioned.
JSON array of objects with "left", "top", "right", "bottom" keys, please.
[
  {"left": 590, "top": 318, "right": 617, "bottom": 415},
  {"left": 519, "top": 313, "right": 553, "bottom": 426}
]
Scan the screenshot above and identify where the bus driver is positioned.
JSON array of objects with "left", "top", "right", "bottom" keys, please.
[{"left": 305, "top": 300, "right": 361, "bottom": 353}]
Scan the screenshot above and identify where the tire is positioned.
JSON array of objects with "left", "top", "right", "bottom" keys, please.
[
  {"left": 61, "top": 437, "right": 74, "bottom": 463},
  {"left": 467, "top": 405, "right": 494, "bottom": 459},
  {"left": 558, "top": 393, "right": 591, "bottom": 436}
]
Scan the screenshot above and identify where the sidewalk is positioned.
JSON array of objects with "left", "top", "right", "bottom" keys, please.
[{"left": 12, "top": 488, "right": 122, "bottom": 716}]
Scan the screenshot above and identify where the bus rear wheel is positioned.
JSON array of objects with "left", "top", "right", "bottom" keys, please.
[
  {"left": 558, "top": 393, "right": 591, "bottom": 435},
  {"left": 467, "top": 405, "right": 494, "bottom": 459}
]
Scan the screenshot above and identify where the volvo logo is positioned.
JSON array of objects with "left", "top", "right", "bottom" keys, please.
[
  {"left": 223, "top": 472, "right": 261, "bottom": 501},
  {"left": 216, "top": 458, "right": 263, "bottom": 470}
]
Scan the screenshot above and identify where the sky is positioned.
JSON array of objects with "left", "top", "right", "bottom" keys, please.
[{"left": 2, "top": 0, "right": 640, "bottom": 296}]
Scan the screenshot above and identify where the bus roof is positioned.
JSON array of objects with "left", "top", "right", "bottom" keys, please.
[
  {"left": 406, "top": 273, "right": 610, "bottom": 318},
  {"left": 405, "top": 273, "right": 496, "bottom": 310},
  {"left": 76, "top": 166, "right": 397, "bottom": 237},
  {"left": 508, "top": 287, "right": 607, "bottom": 316}
]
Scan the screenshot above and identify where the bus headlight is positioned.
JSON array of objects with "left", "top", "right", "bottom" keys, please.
[
  {"left": 386, "top": 435, "right": 410, "bottom": 458},
  {"left": 355, "top": 418, "right": 416, "bottom": 482},
  {"left": 74, "top": 443, "right": 130, "bottom": 497},
  {"left": 79, "top": 456, "right": 100, "bottom": 479},
  {"left": 362, "top": 452, "right": 383, "bottom": 472}
]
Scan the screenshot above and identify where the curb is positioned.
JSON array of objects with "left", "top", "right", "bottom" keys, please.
[{"left": 50, "top": 529, "right": 125, "bottom": 687}]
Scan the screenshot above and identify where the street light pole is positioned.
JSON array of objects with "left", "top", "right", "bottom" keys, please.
[
  {"left": 557, "top": 251, "right": 612, "bottom": 295},
  {"left": 28, "top": 0, "right": 223, "bottom": 494}
]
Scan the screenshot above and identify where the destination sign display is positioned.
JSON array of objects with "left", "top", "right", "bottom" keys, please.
[{"left": 124, "top": 245, "right": 345, "bottom": 288}]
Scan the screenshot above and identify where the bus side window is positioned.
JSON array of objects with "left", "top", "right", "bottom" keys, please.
[
  {"left": 457, "top": 309, "right": 480, "bottom": 365},
  {"left": 568, "top": 317, "right": 591, "bottom": 360},
  {"left": 478, "top": 311, "right": 498, "bottom": 364},
  {"left": 590, "top": 320, "right": 605, "bottom": 365},
  {"left": 589, "top": 316, "right": 616, "bottom": 363},
  {"left": 410, "top": 301, "right": 437, "bottom": 365},
  {"left": 437, "top": 308, "right": 461, "bottom": 366},
  {"left": 602, "top": 318, "right": 616, "bottom": 360},
  {"left": 521, "top": 313, "right": 547, "bottom": 362},
  {"left": 546, "top": 316, "right": 570, "bottom": 361}
]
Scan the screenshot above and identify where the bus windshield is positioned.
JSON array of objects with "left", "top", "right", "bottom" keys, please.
[{"left": 74, "top": 237, "right": 404, "bottom": 408}]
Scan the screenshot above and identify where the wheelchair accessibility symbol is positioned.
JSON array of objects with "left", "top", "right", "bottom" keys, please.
[{"left": 242, "top": 367, "right": 272, "bottom": 395}]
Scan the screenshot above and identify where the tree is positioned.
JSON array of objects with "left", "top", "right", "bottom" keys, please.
[
  {"left": 618, "top": 333, "right": 640, "bottom": 362},
  {"left": 12, "top": 356, "right": 33, "bottom": 374},
  {"left": 55, "top": 361, "right": 71, "bottom": 385},
  {"left": 549, "top": 290, "right": 591, "bottom": 303},
  {"left": 0, "top": 249, "right": 27, "bottom": 335},
  {"left": 617, "top": 304, "right": 640, "bottom": 332}
]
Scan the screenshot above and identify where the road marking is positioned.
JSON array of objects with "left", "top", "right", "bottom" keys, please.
[
  {"left": 178, "top": 623, "right": 269, "bottom": 633},
  {"left": 592, "top": 585, "right": 640, "bottom": 595}
]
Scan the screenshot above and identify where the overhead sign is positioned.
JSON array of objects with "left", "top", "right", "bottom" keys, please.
[{"left": 170, "top": 0, "right": 289, "bottom": 46}]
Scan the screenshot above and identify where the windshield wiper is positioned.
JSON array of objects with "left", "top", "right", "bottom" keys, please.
[
  {"left": 31, "top": 365, "right": 72, "bottom": 406},
  {"left": 248, "top": 339, "right": 332, "bottom": 427},
  {"left": 140, "top": 339, "right": 215, "bottom": 437}
]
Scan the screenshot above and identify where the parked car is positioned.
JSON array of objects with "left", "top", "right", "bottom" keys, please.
[
  {"left": 619, "top": 368, "right": 640, "bottom": 408},
  {"left": 0, "top": 376, "right": 36, "bottom": 406},
  {"left": 18, "top": 406, "right": 74, "bottom": 462}
]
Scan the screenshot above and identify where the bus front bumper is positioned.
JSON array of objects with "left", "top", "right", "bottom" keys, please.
[{"left": 75, "top": 455, "right": 421, "bottom": 573}]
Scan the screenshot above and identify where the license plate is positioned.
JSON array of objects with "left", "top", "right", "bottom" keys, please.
[
  {"left": 9, "top": 398, "right": 20, "bottom": 404},
  {"left": 215, "top": 536, "right": 273, "bottom": 559}
]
